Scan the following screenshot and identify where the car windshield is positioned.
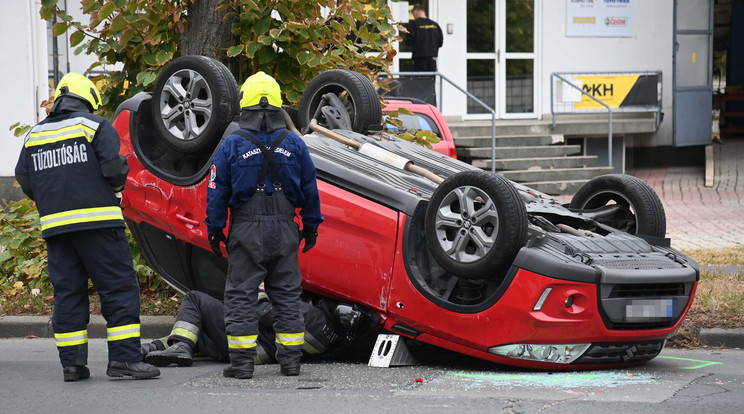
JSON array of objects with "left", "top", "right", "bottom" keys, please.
[{"left": 383, "top": 112, "right": 441, "bottom": 138}]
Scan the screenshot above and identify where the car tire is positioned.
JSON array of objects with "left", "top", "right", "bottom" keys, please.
[
  {"left": 424, "top": 171, "right": 527, "bottom": 279},
  {"left": 151, "top": 55, "right": 239, "bottom": 154},
  {"left": 569, "top": 174, "right": 666, "bottom": 238},
  {"left": 298, "top": 69, "right": 382, "bottom": 134}
]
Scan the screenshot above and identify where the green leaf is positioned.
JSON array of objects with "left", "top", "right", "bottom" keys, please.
[
  {"left": 257, "top": 47, "right": 276, "bottom": 65},
  {"left": 136, "top": 71, "right": 157, "bottom": 86},
  {"left": 113, "top": 0, "right": 126, "bottom": 7},
  {"left": 52, "top": 22, "right": 68, "bottom": 37},
  {"left": 245, "top": 42, "right": 262, "bottom": 58},
  {"left": 297, "top": 51, "right": 312, "bottom": 65},
  {"left": 99, "top": 2, "right": 116, "bottom": 21},
  {"left": 226, "top": 44, "right": 244, "bottom": 57},
  {"left": 0, "top": 250, "right": 10, "bottom": 262},
  {"left": 110, "top": 15, "right": 128, "bottom": 32},
  {"left": 81, "top": 0, "right": 99, "bottom": 14},
  {"left": 155, "top": 49, "right": 173, "bottom": 65},
  {"left": 40, "top": 7, "right": 54, "bottom": 21},
  {"left": 119, "top": 29, "right": 136, "bottom": 48},
  {"left": 253, "top": 16, "right": 272, "bottom": 36},
  {"left": 41, "top": 0, "right": 57, "bottom": 7},
  {"left": 70, "top": 30, "right": 86, "bottom": 47}
]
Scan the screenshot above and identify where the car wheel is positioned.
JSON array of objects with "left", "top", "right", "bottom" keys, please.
[
  {"left": 298, "top": 69, "right": 382, "bottom": 134},
  {"left": 151, "top": 55, "right": 239, "bottom": 154},
  {"left": 569, "top": 174, "right": 666, "bottom": 238},
  {"left": 424, "top": 171, "right": 527, "bottom": 280}
]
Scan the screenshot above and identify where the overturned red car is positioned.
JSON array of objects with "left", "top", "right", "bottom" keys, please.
[{"left": 115, "top": 56, "right": 698, "bottom": 370}]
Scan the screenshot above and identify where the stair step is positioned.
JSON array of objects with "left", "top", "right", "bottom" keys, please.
[
  {"left": 455, "top": 135, "right": 561, "bottom": 147},
  {"left": 517, "top": 179, "right": 591, "bottom": 196},
  {"left": 458, "top": 145, "right": 582, "bottom": 159},
  {"left": 472, "top": 155, "right": 600, "bottom": 170},
  {"left": 502, "top": 167, "right": 614, "bottom": 182}
]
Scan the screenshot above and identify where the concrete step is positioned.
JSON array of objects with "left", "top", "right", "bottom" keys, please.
[
  {"left": 447, "top": 116, "right": 658, "bottom": 137},
  {"left": 517, "top": 179, "right": 590, "bottom": 196},
  {"left": 454, "top": 135, "right": 560, "bottom": 148},
  {"left": 458, "top": 145, "right": 582, "bottom": 159},
  {"left": 502, "top": 166, "right": 614, "bottom": 183},
  {"left": 472, "top": 155, "right": 601, "bottom": 170}
]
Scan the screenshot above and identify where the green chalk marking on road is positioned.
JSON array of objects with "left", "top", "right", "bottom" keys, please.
[
  {"left": 658, "top": 356, "right": 723, "bottom": 369},
  {"left": 451, "top": 373, "right": 599, "bottom": 381}
]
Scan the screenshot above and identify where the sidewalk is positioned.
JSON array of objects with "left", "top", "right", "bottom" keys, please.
[{"left": 627, "top": 136, "right": 744, "bottom": 251}]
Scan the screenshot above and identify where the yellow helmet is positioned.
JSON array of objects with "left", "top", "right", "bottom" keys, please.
[
  {"left": 239, "top": 71, "right": 282, "bottom": 109},
  {"left": 54, "top": 72, "right": 102, "bottom": 111}
]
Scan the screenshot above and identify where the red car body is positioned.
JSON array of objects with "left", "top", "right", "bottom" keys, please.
[{"left": 115, "top": 68, "right": 697, "bottom": 370}]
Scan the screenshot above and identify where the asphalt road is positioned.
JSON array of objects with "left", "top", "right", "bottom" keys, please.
[{"left": 2, "top": 338, "right": 743, "bottom": 413}]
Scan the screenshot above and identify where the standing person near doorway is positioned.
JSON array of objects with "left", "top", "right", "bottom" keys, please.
[
  {"left": 405, "top": 4, "right": 444, "bottom": 72},
  {"left": 205, "top": 71, "right": 323, "bottom": 379},
  {"left": 14, "top": 72, "right": 161, "bottom": 381}
]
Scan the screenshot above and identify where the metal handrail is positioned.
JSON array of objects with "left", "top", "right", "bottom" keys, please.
[
  {"left": 391, "top": 71, "right": 498, "bottom": 173},
  {"left": 550, "top": 73, "right": 614, "bottom": 169}
]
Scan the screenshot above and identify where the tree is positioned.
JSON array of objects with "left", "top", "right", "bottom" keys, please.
[{"left": 40, "top": 0, "right": 400, "bottom": 116}]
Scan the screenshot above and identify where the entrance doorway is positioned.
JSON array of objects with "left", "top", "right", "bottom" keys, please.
[{"left": 466, "top": 0, "right": 536, "bottom": 118}]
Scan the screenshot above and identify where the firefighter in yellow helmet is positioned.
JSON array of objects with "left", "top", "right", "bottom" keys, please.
[
  {"left": 205, "top": 71, "right": 323, "bottom": 379},
  {"left": 14, "top": 73, "right": 160, "bottom": 381}
]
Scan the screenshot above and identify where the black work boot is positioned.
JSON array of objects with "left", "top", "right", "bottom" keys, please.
[
  {"left": 223, "top": 362, "right": 254, "bottom": 379},
  {"left": 139, "top": 339, "right": 166, "bottom": 359},
  {"left": 280, "top": 362, "right": 300, "bottom": 376},
  {"left": 106, "top": 361, "right": 161, "bottom": 379},
  {"left": 145, "top": 342, "right": 194, "bottom": 367},
  {"left": 63, "top": 365, "right": 90, "bottom": 382}
]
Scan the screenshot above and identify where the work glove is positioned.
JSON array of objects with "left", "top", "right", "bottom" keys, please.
[
  {"left": 300, "top": 227, "right": 318, "bottom": 253},
  {"left": 208, "top": 231, "right": 226, "bottom": 257}
]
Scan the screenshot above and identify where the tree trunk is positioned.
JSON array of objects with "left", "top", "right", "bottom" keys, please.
[{"left": 179, "top": 0, "right": 241, "bottom": 81}]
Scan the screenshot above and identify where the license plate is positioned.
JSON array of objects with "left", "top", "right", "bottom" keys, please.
[{"left": 625, "top": 299, "right": 676, "bottom": 321}]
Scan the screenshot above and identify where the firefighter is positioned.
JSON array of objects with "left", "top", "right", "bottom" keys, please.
[
  {"left": 205, "top": 71, "right": 323, "bottom": 379},
  {"left": 14, "top": 73, "right": 160, "bottom": 381},
  {"left": 141, "top": 290, "right": 365, "bottom": 368}
]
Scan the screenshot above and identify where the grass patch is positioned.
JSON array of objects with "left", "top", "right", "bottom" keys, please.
[
  {"left": 669, "top": 267, "right": 744, "bottom": 348},
  {"left": 682, "top": 246, "right": 744, "bottom": 265},
  {"left": 1, "top": 285, "right": 181, "bottom": 317}
]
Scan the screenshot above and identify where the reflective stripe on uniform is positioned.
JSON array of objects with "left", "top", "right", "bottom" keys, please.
[
  {"left": 302, "top": 331, "right": 325, "bottom": 355},
  {"left": 227, "top": 334, "right": 257, "bottom": 349},
  {"left": 40, "top": 206, "right": 124, "bottom": 231},
  {"left": 107, "top": 324, "right": 140, "bottom": 342},
  {"left": 170, "top": 321, "right": 199, "bottom": 344},
  {"left": 26, "top": 117, "right": 100, "bottom": 147},
  {"left": 54, "top": 329, "right": 88, "bottom": 347},
  {"left": 275, "top": 332, "right": 304, "bottom": 347},
  {"left": 255, "top": 344, "right": 270, "bottom": 365}
]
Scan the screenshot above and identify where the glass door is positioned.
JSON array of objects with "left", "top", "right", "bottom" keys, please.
[{"left": 466, "top": 0, "right": 535, "bottom": 118}]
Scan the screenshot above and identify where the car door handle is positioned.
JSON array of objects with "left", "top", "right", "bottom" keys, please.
[{"left": 176, "top": 213, "right": 200, "bottom": 227}]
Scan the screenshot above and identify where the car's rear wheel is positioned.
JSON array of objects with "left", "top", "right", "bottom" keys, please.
[
  {"left": 151, "top": 55, "right": 239, "bottom": 154},
  {"left": 569, "top": 174, "right": 666, "bottom": 238},
  {"left": 298, "top": 69, "right": 382, "bottom": 134},
  {"left": 424, "top": 171, "right": 527, "bottom": 280}
]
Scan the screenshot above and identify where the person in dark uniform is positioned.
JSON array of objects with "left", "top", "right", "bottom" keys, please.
[
  {"left": 405, "top": 4, "right": 444, "bottom": 72},
  {"left": 140, "top": 289, "right": 366, "bottom": 368},
  {"left": 14, "top": 72, "right": 160, "bottom": 381},
  {"left": 205, "top": 71, "right": 323, "bottom": 379}
]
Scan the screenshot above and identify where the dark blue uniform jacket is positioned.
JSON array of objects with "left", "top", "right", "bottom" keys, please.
[{"left": 205, "top": 128, "right": 323, "bottom": 235}]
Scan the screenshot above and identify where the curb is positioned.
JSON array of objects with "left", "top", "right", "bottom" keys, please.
[
  {"left": 699, "top": 327, "right": 744, "bottom": 349},
  {"left": 0, "top": 315, "right": 175, "bottom": 339}
]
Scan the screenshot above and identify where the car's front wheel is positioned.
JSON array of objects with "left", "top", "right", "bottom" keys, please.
[{"left": 424, "top": 171, "right": 527, "bottom": 280}]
